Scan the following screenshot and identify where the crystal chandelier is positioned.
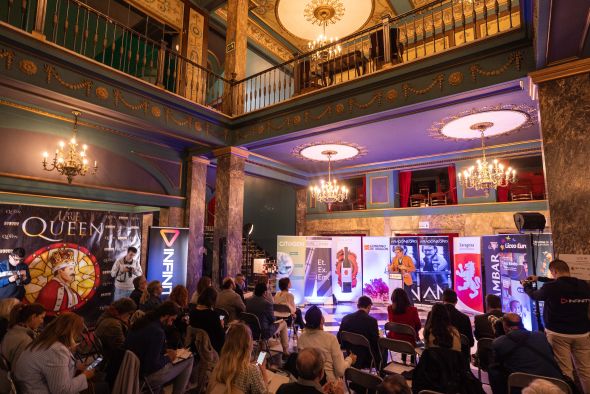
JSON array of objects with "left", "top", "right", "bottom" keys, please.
[
  {"left": 42, "top": 111, "right": 98, "bottom": 184},
  {"left": 309, "top": 150, "right": 348, "bottom": 206},
  {"left": 458, "top": 122, "right": 517, "bottom": 190},
  {"left": 305, "top": 0, "right": 343, "bottom": 60}
]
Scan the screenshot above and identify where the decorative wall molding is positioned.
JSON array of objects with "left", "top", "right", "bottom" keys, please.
[
  {"left": 0, "top": 49, "right": 14, "bottom": 70},
  {"left": 402, "top": 74, "right": 445, "bottom": 97},
  {"left": 44, "top": 65, "right": 93, "bottom": 96},
  {"left": 470, "top": 51, "right": 522, "bottom": 81}
]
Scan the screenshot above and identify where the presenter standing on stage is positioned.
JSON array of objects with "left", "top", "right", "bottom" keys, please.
[
  {"left": 111, "top": 246, "right": 142, "bottom": 301},
  {"left": 0, "top": 247, "right": 30, "bottom": 300},
  {"left": 388, "top": 246, "right": 416, "bottom": 300}
]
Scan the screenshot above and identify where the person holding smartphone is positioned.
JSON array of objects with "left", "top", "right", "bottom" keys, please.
[{"left": 189, "top": 287, "right": 225, "bottom": 354}]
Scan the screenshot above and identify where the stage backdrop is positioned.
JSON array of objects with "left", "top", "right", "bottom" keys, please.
[
  {"left": 332, "top": 237, "right": 362, "bottom": 302},
  {"left": 453, "top": 237, "right": 484, "bottom": 314},
  {"left": 390, "top": 237, "right": 420, "bottom": 303},
  {"left": 146, "top": 227, "right": 189, "bottom": 296},
  {"left": 418, "top": 236, "right": 452, "bottom": 304},
  {"left": 362, "top": 237, "right": 391, "bottom": 304},
  {"left": 276, "top": 236, "right": 307, "bottom": 305},
  {"left": 303, "top": 236, "right": 332, "bottom": 304},
  {"left": 0, "top": 204, "right": 142, "bottom": 322}
]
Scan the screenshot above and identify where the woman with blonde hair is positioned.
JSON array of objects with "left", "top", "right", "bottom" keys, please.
[
  {"left": 14, "top": 312, "right": 93, "bottom": 393},
  {"left": 140, "top": 280, "right": 163, "bottom": 312},
  {"left": 208, "top": 322, "right": 269, "bottom": 394}
]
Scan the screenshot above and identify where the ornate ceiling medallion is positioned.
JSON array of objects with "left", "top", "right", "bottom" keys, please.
[
  {"left": 428, "top": 104, "right": 538, "bottom": 141},
  {"left": 304, "top": 0, "right": 345, "bottom": 26},
  {"left": 292, "top": 142, "right": 366, "bottom": 162}
]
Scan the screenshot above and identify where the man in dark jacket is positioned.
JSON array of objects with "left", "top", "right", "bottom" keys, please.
[
  {"left": 0, "top": 247, "right": 30, "bottom": 300},
  {"left": 245, "top": 282, "right": 289, "bottom": 355},
  {"left": 474, "top": 294, "right": 504, "bottom": 340},
  {"left": 277, "top": 348, "right": 345, "bottom": 394},
  {"left": 441, "top": 289, "right": 474, "bottom": 359},
  {"left": 488, "top": 313, "right": 563, "bottom": 394},
  {"left": 337, "top": 296, "right": 381, "bottom": 369},
  {"left": 524, "top": 259, "right": 590, "bottom": 392}
]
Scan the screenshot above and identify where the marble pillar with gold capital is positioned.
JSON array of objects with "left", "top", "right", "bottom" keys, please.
[
  {"left": 212, "top": 147, "right": 248, "bottom": 284},
  {"left": 185, "top": 156, "right": 209, "bottom": 295},
  {"left": 223, "top": 0, "right": 248, "bottom": 115},
  {"left": 531, "top": 59, "right": 590, "bottom": 255}
]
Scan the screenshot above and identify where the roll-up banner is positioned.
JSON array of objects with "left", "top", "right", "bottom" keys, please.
[
  {"left": 453, "top": 237, "right": 484, "bottom": 314},
  {"left": 146, "top": 227, "right": 189, "bottom": 296},
  {"left": 0, "top": 204, "right": 142, "bottom": 323},
  {"left": 532, "top": 234, "right": 553, "bottom": 278},
  {"left": 390, "top": 237, "right": 420, "bottom": 303},
  {"left": 276, "top": 236, "right": 307, "bottom": 305},
  {"left": 304, "top": 237, "right": 333, "bottom": 304},
  {"left": 362, "top": 237, "right": 391, "bottom": 304},
  {"left": 332, "top": 237, "right": 362, "bottom": 302},
  {"left": 418, "top": 236, "right": 452, "bottom": 304}
]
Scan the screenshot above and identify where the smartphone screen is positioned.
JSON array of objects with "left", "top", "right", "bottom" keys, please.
[
  {"left": 256, "top": 351, "right": 267, "bottom": 365},
  {"left": 219, "top": 315, "right": 225, "bottom": 321},
  {"left": 86, "top": 356, "right": 103, "bottom": 370}
]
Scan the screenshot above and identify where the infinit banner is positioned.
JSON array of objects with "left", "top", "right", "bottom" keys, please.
[
  {"left": 146, "top": 227, "right": 189, "bottom": 295},
  {"left": 453, "top": 237, "right": 483, "bottom": 314},
  {"left": 0, "top": 204, "right": 142, "bottom": 322}
]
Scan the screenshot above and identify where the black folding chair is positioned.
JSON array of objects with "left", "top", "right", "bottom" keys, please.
[
  {"left": 239, "top": 312, "right": 269, "bottom": 352},
  {"left": 378, "top": 337, "right": 416, "bottom": 376},
  {"left": 273, "top": 303, "right": 297, "bottom": 341},
  {"left": 215, "top": 307, "right": 230, "bottom": 322},
  {"left": 344, "top": 367, "right": 383, "bottom": 394},
  {"left": 475, "top": 337, "right": 494, "bottom": 379},
  {"left": 384, "top": 321, "right": 423, "bottom": 357},
  {"left": 508, "top": 372, "right": 572, "bottom": 394},
  {"left": 340, "top": 331, "right": 377, "bottom": 372}
]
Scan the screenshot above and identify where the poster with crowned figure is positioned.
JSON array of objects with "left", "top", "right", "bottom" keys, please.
[
  {"left": 453, "top": 237, "right": 484, "bottom": 314},
  {"left": 0, "top": 205, "right": 142, "bottom": 322}
]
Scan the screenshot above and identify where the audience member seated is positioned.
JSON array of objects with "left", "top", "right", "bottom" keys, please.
[
  {"left": 423, "top": 303, "right": 461, "bottom": 352},
  {"left": 190, "top": 275, "right": 212, "bottom": 305},
  {"left": 167, "top": 285, "right": 190, "bottom": 349},
  {"left": 129, "top": 275, "right": 146, "bottom": 308},
  {"left": 14, "top": 312, "right": 94, "bottom": 393},
  {"left": 140, "top": 280, "right": 163, "bottom": 312},
  {"left": 257, "top": 275, "right": 275, "bottom": 303},
  {"left": 274, "top": 277, "right": 305, "bottom": 331},
  {"left": 245, "top": 282, "right": 289, "bottom": 357},
  {"left": 208, "top": 322, "right": 269, "bottom": 394},
  {"left": 474, "top": 294, "right": 504, "bottom": 340},
  {"left": 1, "top": 303, "right": 45, "bottom": 368},
  {"left": 125, "top": 301, "right": 193, "bottom": 394},
  {"left": 387, "top": 287, "right": 421, "bottom": 351},
  {"left": 522, "top": 378, "right": 564, "bottom": 394},
  {"left": 298, "top": 305, "right": 356, "bottom": 381},
  {"left": 216, "top": 277, "right": 246, "bottom": 322},
  {"left": 189, "top": 287, "right": 225, "bottom": 354},
  {"left": 337, "top": 295, "right": 382, "bottom": 369},
  {"left": 277, "top": 348, "right": 344, "bottom": 394},
  {"left": 235, "top": 273, "right": 246, "bottom": 301},
  {"left": 94, "top": 297, "right": 136, "bottom": 366},
  {"left": 441, "top": 289, "right": 474, "bottom": 359},
  {"left": 377, "top": 373, "right": 411, "bottom": 394},
  {"left": 488, "top": 313, "right": 563, "bottom": 394},
  {"left": 0, "top": 297, "right": 19, "bottom": 342}
]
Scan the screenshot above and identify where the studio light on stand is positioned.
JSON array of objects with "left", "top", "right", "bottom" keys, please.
[{"left": 243, "top": 223, "right": 254, "bottom": 287}]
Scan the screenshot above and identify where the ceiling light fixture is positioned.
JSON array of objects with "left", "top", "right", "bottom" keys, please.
[
  {"left": 305, "top": 0, "right": 344, "bottom": 60},
  {"left": 309, "top": 150, "right": 348, "bottom": 207},
  {"left": 457, "top": 122, "right": 517, "bottom": 190},
  {"left": 42, "top": 111, "right": 98, "bottom": 184}
]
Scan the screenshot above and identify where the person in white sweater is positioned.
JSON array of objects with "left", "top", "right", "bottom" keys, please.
[
  {"left": 274, "top": 277, "right": 304, "bottom": 330},
  {"left": 14, "top": 312, "right": 94, "bottom": 393},
  {"left": 298, "top": 306, "right": 356, "bottom": 381}
]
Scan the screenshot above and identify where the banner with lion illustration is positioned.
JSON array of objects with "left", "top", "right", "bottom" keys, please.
[{"left": 0, "top": 204, "right": 142, "bottom": 323}]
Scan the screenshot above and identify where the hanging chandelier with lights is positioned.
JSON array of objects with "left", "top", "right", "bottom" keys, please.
[
  {"left": 457, "top": 122, "right": 517, "bottom": 190},
  {"left": 309, "top": 150, "right": 348, "bottom": 205},
  {"left": 305, "top": 0, "right": 344, "bottom": 60},
  {"left": 42, "top": 111, "right": 98, "bottom": 184}
]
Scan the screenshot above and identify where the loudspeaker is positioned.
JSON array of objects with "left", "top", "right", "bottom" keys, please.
[{"left": 513, "top": 212, "right": 546, "bottom": 232}]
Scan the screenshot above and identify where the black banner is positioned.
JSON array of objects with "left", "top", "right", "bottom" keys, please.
[
  {"left": 146, "top": 227, "right": 189, "bottom": 295},
  {"left": 0, "top": 204, "right": 142, "bottom": 323}
]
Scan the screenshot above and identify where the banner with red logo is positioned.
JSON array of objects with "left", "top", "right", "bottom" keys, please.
[
  {"left": 331, "top": 237, "right": 363, "bottom": 302},
  {"left": 453, "top": 237, "right": 484, "bottom": 314},
  {"left": 146, "top": 227, "right": 189, "bottom": 296},
  {"left": 0, "top": 204, "right": 142, "bottom": 323},
  {"left": 362, "top": 237, "right": 391, "bottom": 304}
]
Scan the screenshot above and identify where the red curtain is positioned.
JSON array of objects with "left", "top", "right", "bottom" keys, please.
[
  {"left": 399, "top": 171, "right": 412, "bottom": 207},
  {"left": 447, "top": 165, "right": 458, "bottom": 204},
  {"left": 497, "top": 186, "right": 509, "bottom": 202}
]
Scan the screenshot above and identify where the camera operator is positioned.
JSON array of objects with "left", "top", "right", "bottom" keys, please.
[
  {"left": 111, "top": 246, "right": 142, "bottom": 301},
  {"left": 522, "top": 259, "right": 590, "bottom": 392},
  {"left": 0, "top": 247, "right": 31, "bottom": 300}
]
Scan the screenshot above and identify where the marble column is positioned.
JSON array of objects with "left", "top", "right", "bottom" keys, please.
[
  {"left": 530, "top": 59, "right": 590, "bottom": 254},
  {"left": 159, "top": 207, "right": 184, "bottom": 227},
  {"left": 212, "top": 147, "right": 249, "bottom": 284},
  {"left": 184, "top": 156, "right": 209, "bottom": 295},
  {"left": 222, "top": 0, "right": 248, "bottom": 115},
  {"left": 295, "top": 188, "right": 307, "bottom": 236}
]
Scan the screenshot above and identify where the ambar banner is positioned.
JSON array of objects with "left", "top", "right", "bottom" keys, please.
[
  {"left": 0, "top": 204, "right": 142, "bottom": 322},
  {"left": 146, "top": 227, "right": 189, "bottom": 295},
  {"left": 453, "top": 237, "right": 483, "bottom": 314}
]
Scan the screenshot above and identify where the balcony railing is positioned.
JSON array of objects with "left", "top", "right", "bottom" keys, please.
[{"left": 1, "top": 0, "right": 521, "bottom": 116}]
